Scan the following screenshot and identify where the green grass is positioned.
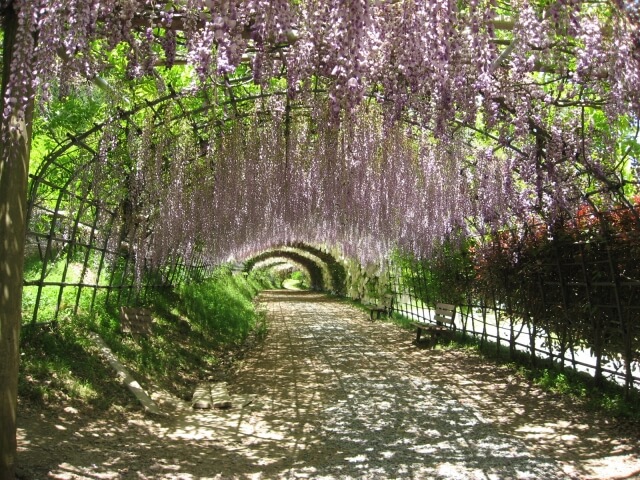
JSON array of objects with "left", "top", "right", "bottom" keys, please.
[
  {"left": 514, "top": 365, "right": 640, "bottom": 419},
  {"left": 287, "top": 270, "right": 310, "bottom": 289},
  {"left": 282, "top": 278, "right": 305, "bottom": 289},
  {"left": 19, "top": 266, "right": 273, "bottom": 409},
  {"left": 177, "top": 268, "right": 261, "bottom": 345},
  {"left": 22, "top": 252, "right": 112, "bottom": 324},
  {"left": 19, "top": 319, "right": 136, "bottom": 410}
]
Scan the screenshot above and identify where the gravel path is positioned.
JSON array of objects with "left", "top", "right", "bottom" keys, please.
[{"left": 17, "top": 290, "right": 640, "bottom": 479}]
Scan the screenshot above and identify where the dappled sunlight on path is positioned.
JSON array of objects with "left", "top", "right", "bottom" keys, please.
[{"left": 17, "top": 290, "right": 640, "bottom": 479}]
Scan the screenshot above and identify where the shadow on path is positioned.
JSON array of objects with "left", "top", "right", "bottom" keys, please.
[{"left": 17, "top": 291, "right": 640, "bottom": 479}]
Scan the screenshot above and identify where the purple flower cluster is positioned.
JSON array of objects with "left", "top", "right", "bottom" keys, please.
[
  {"left": 3, "top": 0, "right": 639, "bottom": 268},
  {"left": 119, "top": 100, "right": 518, "bottom": 268}
]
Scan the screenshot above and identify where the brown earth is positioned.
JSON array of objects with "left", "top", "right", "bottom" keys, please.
[{"left": 16, "top": 290, "right": 640, "bottom": 479}]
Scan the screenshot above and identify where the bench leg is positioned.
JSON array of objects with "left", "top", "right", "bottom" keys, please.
[{"left": 415, "top": 327, "right": 422, "bottom": 343}]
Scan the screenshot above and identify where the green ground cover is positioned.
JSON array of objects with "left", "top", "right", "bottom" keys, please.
[{"left": 19, "top": 267, "right": 276, "bottom": 410}]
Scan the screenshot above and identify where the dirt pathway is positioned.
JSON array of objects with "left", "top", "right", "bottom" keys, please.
[{"left": 17, "top": 291, "right": 640, "bottom": 479}]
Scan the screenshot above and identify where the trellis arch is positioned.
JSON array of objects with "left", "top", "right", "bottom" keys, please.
[
  {"left": 244, "top": 247, "right": 338, "bottom": 292},
  {"left": 23, "top": 91, "right": 222, "bottom": 325},
  {"left": 3, "top": 2, "right": 640, "bottom": 476},
  {"left": 243, "top": 243, "right": 348, "bottom": 294},
  {"left": 250, "top": 257, "right": 315, "bottom": 288},
  {"left": 22, "top": 74, "right": 639, "bottom": 326}
]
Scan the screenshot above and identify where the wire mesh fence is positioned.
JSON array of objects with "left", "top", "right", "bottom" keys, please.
[
  {"left": 23, "top": 141, "right": 215, "bottom": 326},
  {"left": 383, "top": 206, "right": 640, "bottom": 395}
]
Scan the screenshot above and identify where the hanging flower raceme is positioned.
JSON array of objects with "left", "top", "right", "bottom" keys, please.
[
  {"left": 6, "top": 0, "right": 640, "bottom": 272},
  {"left": 3, "top": 0, "right": 640, "bottom": 130},
  {"left": 118, "top": 99, "right": 520, "bottom": 268}
]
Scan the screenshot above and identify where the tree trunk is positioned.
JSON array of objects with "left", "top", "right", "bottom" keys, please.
[{"left": 0, "top": 6, "right": 34, "bottom": 479}]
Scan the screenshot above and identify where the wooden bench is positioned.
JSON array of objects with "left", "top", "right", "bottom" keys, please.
[
  {"left": 365, "top": 294, "right": 394, "bottom": 321},
  {"left": 411, "top": 303, "right": 456, "bottom": 343},
  {"left": 120, "top": 306, "right": 153, "bottom": 336}
]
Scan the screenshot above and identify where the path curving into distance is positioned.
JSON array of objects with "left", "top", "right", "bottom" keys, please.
[
  {"left": 17, "top": 291, "right": 640, "bottom": 479},
  {"left": 229, "top": 291, "right": 639, "bottom": 479}
]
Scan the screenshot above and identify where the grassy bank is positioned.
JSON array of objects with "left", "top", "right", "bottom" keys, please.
[{"left": 19, "top": 267, "right": 275, "bottom": 410}]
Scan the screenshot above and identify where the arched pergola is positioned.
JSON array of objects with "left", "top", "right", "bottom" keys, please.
[
  {"left": 2, "top": 1, "right": 640, "bottom": 477},
  {"left": 244, "top": 243, "right": 347, "bottom": 294},
  {"left": 250, "top": 257, "right": 317, "bottom": 289}
]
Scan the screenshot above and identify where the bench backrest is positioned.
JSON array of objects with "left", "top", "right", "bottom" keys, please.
[
  {"left": 381, "top": 294, "right": 394, "bottom": 309},
  {"left": 120, "top": 307, "right": 153, "bottom": 336},
  {"left": 434, "top": 303, "right": 455, "bottom": 325}
]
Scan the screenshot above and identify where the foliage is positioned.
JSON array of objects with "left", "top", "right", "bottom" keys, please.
[
  {"left": 246, "top": 267, "right": 283, "bottom": 290},
  {"left": 288, "top": 243, "right": 348, "bottom": 295},
  {"left": 245, "top": 244, "right": 347, "bottom": 294},
  {"left": 245, "top": 249, "right": 326, "bottom": 290},
  {"left": 394, "top": 201, "right": 640, "bottom": 393},
  {"left": 31, "top": 83, "right": 108, "bottom": 172},
  {"left": 394, "top": 239, "right": 476, "bottom": 308},
  {"left": 19, "top": 265, "right": 272, "bottom": 408},
  {"left": 177, "top": 267, "right": 261, "bottom": 346},
  {"left": 472, "top": 202, "right": 640, "bottom": 380},
  {"left": 4, "top": 0, "right": 640, "bottom": 274},
  {"left": 518, "top": 364, "right": 640, "bottom": 420},
  {"left": 284, "top": 270, "right": 310, "bottom": 290}
]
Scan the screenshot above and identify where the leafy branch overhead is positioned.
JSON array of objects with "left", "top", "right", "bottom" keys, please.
[{"left": 4, "top": 0, "right": 640, "bottom": 266}]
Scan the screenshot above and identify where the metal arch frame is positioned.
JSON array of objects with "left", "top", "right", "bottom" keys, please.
[
  {"left": 251, "top": 258, "right": 314, "bottom": 287},
  {"left": 26, "top": 153, "right": 122, "bottom": 324},
  {"left": 245, "top": 250, "right": 327, "bottom": 291},
  {"left": 243, "top": 242, "right": 348, "bottom": 295}
]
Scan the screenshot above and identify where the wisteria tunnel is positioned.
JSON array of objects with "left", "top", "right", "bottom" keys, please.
[
  {"left": 1, "top": 0, "right": 640, "bottom": 478},
  {"left": 244, "top": 245, "right": 347, "bottom": 293}
]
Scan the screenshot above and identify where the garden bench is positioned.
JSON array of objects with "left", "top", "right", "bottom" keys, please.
[
  {"left": 410, "top": 303, "right": 456, "bottom": 343},
  {"left": 120, "top": 306, "right": 153, "bottom": 337},
  {"left": 365, "top": 294, "right": 394, "bottom": 321}
]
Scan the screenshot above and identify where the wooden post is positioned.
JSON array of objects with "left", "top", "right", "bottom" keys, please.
[{"left": 0, "top": 6, "right": 35, "bottom": 479}]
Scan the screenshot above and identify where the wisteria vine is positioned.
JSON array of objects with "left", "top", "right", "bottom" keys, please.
[{"left": 4, "top": 0, "right": 640, "bottom": 269}]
